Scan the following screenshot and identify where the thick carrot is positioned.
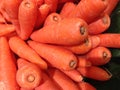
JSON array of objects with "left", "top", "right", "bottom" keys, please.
[
  {"left": 88, "top": 14, "right": 111, "bottom": 35},
  {"left": 61, "top": 69, "right": 83, "bottom": 82},
  {"left": 0, "top": 36, "right": 19, "bottom": 90},
  {"left": 44, "top": 12, "right": 62, "bottom": 26},
  {"left": 63, "top": 38, "right": 92, "bottom": 55},
  {"left": 98, "top": 33, "right": 120, "bottom": 48},
  {"left": 8, "top": 36, "right": 47, "bottom": 69},
  {"left": 86, "top": 46, "right": 111, "bottom": 66},
  {"left": 78, "top": 81, "right": 96, "bottom": 90},
  {"left": 30, "top": 18, "right": 88, "bottom": 46},
  {"left": 77, "top": 56, "right": 92, "bottom": 67},
  {"left": 28, "top": 40, "right": 78, "bottom": 70},
  {"left": 44, "top": 0, "right": 58, "bottom": 12},
  {"left": 4, "top": 0, "right": 22, "bottom": 31},
  {"left": 35, "top": 4, "right": 50, "bottom": 29},
  {"left": 47, "top": 68, "right": 80, "bottom": 90},
  {"left": 16, "top": 58, "right": 42, "bottom": 90},
  {"left": 35, "top": 72, "right": 62, "bottom": 90},
  {"left": 69, "top": 0, "right": 108, "bottom": 23},
  {"left": 60, "top": 2, "right": 76, "bottom": 18},
  {"left": 104, "top": 0, "right": 119, "bottom": 15},
  {"left": 18, "top": 0, "right": 38, "bottom": 40},
  {"left": 0, "top": 24, "right": 15, "bottom": 36},
  {"left": 77, "top": 66, "right": 112, "bottom": 81}
]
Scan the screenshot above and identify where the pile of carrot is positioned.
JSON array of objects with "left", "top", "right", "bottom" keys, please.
[{"left": 0, "top": 0, "right": 119, "bottom": 90}]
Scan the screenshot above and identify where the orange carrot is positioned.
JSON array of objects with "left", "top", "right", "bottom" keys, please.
[
  {"left": 69, "top": 0, "right": 108, "bottom": 23},
  {"left": 77, "top": 56, "right": 92, "bottom": 67},
  {"left": 35, "top": 72, "right": 62, "bottom": 90},
  {"left": 0, "top": 24, "right": 15, "bottom": 36},
  {"left": 78, "top": 81, "right": 96, "bottom": 90},
  {"left": 61, "top": 69, "right": 83, "bottom": 82},
  {"left": 47, "top": 68, "right": 80, "bottom": 90},
  {"left": 0, "top": 36, "right": 19, "bottom": 90},
  {"left": 9, "top": 36, "right": 47, "bottom": 69},
  {"left": 16, "top": 58, "right": 42, "bottom": 90},
  {"left": 60, "top": 2, "right": 76, "bottom": 18},
  {"left": 44, "top": 0, "right": 58, "bottom": 12},
  {"left": 44, "top": 12, "right": 62, "bottom": 26},
  {"left": 104, "top": 0, "right": 119, "bottom": 15},
  {"left": 63, "top": 38, "right": 92, "bottom": 55},
  {"left": 35, "top": 4, "right": 50, "bottom": 29},
  {"left": 31, "top": 18, "right": 88, "bottom": 45},
  {"left": 77, "top": 66, "right": 112, "bottom": 81},
  {"left": 28, "top": 40, "right": 78, "bottom": 70},
  {"left": 98, "top": 33, "right": 120, "bottom": 48},
  {"left": 86, "top": 46, "right": 111, "bottom": 66},
  {"left": 88, "top": 14, "right": 111, "bottom": 35},
  {"left": 18, "top": 0, "right": 38, "bottom": 40}
]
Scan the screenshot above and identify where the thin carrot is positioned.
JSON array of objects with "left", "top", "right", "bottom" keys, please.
[
  {"left": 18, "top": 0, "right": 38, "bottom": 40},
  {"left": 69, "top": 0, "right": 108, "bottom": 23},
  {"left": 47, "top": 68, "right": 80, "bottom": 90},
  {"left": 60, "top": 2, "right": 76, "bottom": 18},
  {"left": 104, "top": 0, "right": 119, "bottom": 15},
  {"left": 35, "top": 72, "right": 62, "bottom": 90},
  {"left": 44, "top": 12, "right": 62, "bottom": 26},
  {"left": 63, "top": 38, "right": 92, "bottom": 55},
  {"left": 77, "top": 66, "right": 112, "bottom": 81},
  {"left": 0, "top": 36, "right": 19, "bottom": 90},
  {"left": 28, "top": 40, "right": 78, "bottom": 70},
  {"left": 8, "top": 36, "right": 47, "bottom": 69},
  {"left": 16, "top": 58, "right": 42, "bottom": 90},
  {"left": 0, "top": 24, "right": 15, "bottom": 36},
  {"left": 61, "top": 69, "right": 83, "bottom": 82},
  {"left": 98, "top": 33, "right": 120, "bottom": 48},
  {"left": 78, "top": 81, "right": 96, "bottom": 90},
  {"left": 31, "top": 18, "right": 88, "bottom": 45},
  {"left": 88, "top": 14, "right": 111, "bottom": 35},
  {"left": 86, "top": 46, "right": 111, "bottom": 66}
]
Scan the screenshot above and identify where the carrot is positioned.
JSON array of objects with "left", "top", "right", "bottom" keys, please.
[
  {"left": 47, "top": 68, "right": 80, "bottom": 90},
  {"left": 77, "top": 56, "right": 92, "bottom": 67},
  {"left": 30, "top": 18, "right": 88, "bottom": 45},
  {"left": 69, "top": 0, "right": 108, "bottom": 23},
  {"left": 104, "top": 0, "right": 119, "bottom": 15},
  {"left": 44, "top": 0, "right": 58, "bottom": 12},
  {"left": 35, "top": 4, "right": 50, "bottom": 29},
  {"left": 21, "top": 88, "right": 34, "bottom": 90},
  {"left": 98, "top": 33, "right": 120, "bottom": 48},
  {"left": 60, "top": 2, "right": 76, "bottom": 18},
  {"left": 61, "top": 69, "right": 83, "bottom": 82},
  {"left": 63, "top": 38, "right": 92, "bottom": 54},
  {"left": 0, "top": 36, "right": 19, "bottom": 90},
  {"left": 35, "top": 72, "right": 62, "bottom": 90},
  {"left": 28, "top": 40, "right": 78, "bottom": 70},
  {"left": 44, "top": 12, "right": 62, "bottom": 26},
  {"left": 8, "top": 36, "right": 47, "bottom": 69},
  {"left": 89, "top": 35, "right": 100, "bottom": 49},
  {"left": 16, "top": 58, "right": 42, "bottom": 90},
  {"left": 0, "top": 13, "right": 6, "bottom": 23},
  {"left": 86, "top": 46, "right": 111, "bottom": 66},
  {"left": 77, "top": 66, "right": 112, "bottom": 81},
  {"left": 4, "top": 0, "right": 22, "bottom": 31},
  {"left": 0, "top": 24, "right": 15, "bottom": 36},
  {"left": 88, "top": 14, "right": 111, "bottom": 35},
  {"left": 78, "top": 81, "right": 96, "bottom": 90},
  {"left": 18, "top": 0, "right": 38, "bottom": 40}
]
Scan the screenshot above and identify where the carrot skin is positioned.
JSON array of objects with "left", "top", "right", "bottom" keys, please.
[
  {"left": 18, "top": 0, "right": 38, "bottom": 40},
  {"left": 9, "top": 36, "right": 47, "bottom": 69},
  {"left": 16, "top": 58, "right": 42, "bottom": 90},
  {"left": 0, "top": 36, "right": 19, "bottom": 90},
  {"left": 28, "top": 40, "right": 78, "bottom": 70},
  {"left": 77, "top": 66, "right": 111, "bottom": 81},
  {"left": 31, "top": 18, "right": 88, "bottom": 46}
]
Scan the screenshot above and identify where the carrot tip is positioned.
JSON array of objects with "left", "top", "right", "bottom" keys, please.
[
  {"left": 80, "top": 26, "right": 86, "bottom": 35},
  {"left": 69, "top": 60, "right": 77, "bottom": 69},
  {"left": 27, "top": 74, "right": 35, "bottom": 82}
]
